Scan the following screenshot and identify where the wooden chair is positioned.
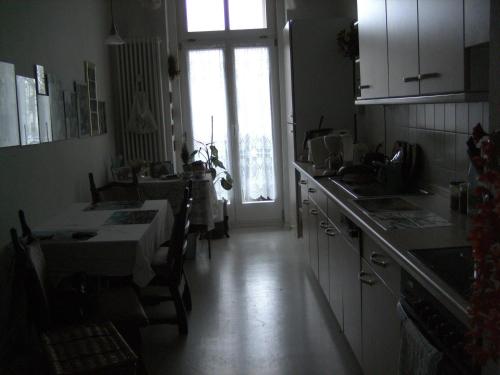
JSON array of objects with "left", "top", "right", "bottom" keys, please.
[
  {"left": 140, "top": 189, "right": 193, "bottom": 334},
  {"left": 89, "top": 172, "right": 141, "bottom": 204},
  {"left": 9, "top": 228, "right": 140, "bottom": 375},
  {"left": 15, "top": 211, "right": 149, "bottom": 347}
]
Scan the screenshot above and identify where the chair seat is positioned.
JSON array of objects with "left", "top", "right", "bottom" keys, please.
[
  {"left": 42, "top": 321, "right": 137, "bottom": 375},
  {"left": 90, "top": 288, "right": 148, "bottom": 328}
]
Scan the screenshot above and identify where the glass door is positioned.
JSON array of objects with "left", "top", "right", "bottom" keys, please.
[{"left": 179, "top": 0, "right": 282, "bottom": 225}]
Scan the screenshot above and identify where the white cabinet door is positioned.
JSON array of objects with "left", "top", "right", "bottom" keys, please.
[
  {"left": 328, "top": 225, "right": 343, "bottom": 327},
  {"left": 386, "top": 0, "right": 419, "bottom": 97},
  {"left": 317, "top": 212, "right": 330, "bottom": 300},
  {"left": 308, "top": 203, "right": 319, "bottom": 278},
  {"left": 361, "top": 259, "right": 400, "bottom": 375},
  {"left": 358, "top": 0, "right": 389, "bottom": 98},
  {"left": 418, "top": 0, "right": 464, "bottom": 94}
]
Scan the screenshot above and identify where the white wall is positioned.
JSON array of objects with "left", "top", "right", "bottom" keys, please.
[
  {"left": 491, "top": 0, "right": 499, "bottom": 131},
  {"left": 0, "top": 0, "right": 115, "bottom": 246}
]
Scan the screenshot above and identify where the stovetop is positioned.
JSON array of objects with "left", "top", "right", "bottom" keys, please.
[{"left": 409, "top": 247, "right": 474, "bottom": 301}]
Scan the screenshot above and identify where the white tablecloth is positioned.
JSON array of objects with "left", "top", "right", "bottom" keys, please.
[
  {"left": 138, "top": 176, "right": 219, "bottom": 231},
  {"left": 35, "top": 200, "right": 174, "bottom": 287}
]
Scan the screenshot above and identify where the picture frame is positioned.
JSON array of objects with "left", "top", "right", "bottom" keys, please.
[
  {"left": 98, "top": 101, "right": 107, "bottom": 134},
  {"left": 0, "top": 61, "right": 20, "bottom": 147},
  {"left": 84, "top": 61, "right": 100, "bottom": 135},
  {"left": 64, "top": 91, "right": 79, "bottom": 138},
  {"left": 16, "top": 75, "right": 39, "bottom": 145},
  {"left": 34, "top": 64, "right": 48, "bottom": 95},
  {"left": 75, "top": 82, "right": 91, "bottom": 137}
]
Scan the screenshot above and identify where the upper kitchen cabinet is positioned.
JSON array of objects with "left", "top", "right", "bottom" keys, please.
[
  {"left": 386, "top": 0, "right": 419, "bottom": 97},
  {"left": 464, "top": 0, "right": 490, "bottom": 47},
  {"left": 357, "top": 0, "right": 389, "bottom": 99},
  {"left": 418, "top": 0, "right": 464, "bottom": 95}
]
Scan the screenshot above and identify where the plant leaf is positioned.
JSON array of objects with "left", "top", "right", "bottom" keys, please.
[
  {"left": 221, "top": 178, "right": 232, "bottom": 190},
  {"left": 209, "top": 145, "right": 218, "bottom": 158},
  {"left": 209, "top": 167, "right": 216, "bottom": 180},
  {"left": 224, "top": 172, "right": 233, "bottom": 184},
  {"left": 212, "top": 158, "right": 225, "bottom": 169}
]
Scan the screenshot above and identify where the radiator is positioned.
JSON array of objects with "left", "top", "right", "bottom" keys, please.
[{"left": 114, "top": 37, "right": 168, "bottom": 162}]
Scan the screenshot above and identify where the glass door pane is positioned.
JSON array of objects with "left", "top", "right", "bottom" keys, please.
[
  {"left": 185, "top": 0, "right": 225, "bottom": 32},
  {"left": 187, "top": 48, "right": 230, "bottom": 200},
  {"left": 228, "top": 0, "right": 267, "bottom": 30},
  {"left": 234, "top": 47, "right": 276, "bottom": 203}
]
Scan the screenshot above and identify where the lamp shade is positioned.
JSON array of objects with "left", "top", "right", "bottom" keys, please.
[{"left": 105, "top": 23, "right": 125, "bottom": 46}]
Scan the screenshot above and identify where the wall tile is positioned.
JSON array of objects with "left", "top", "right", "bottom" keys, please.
[
  {"left": 445, "top": 103, "right": 456, "bottom": 132},
  {"left": 444, "top": 132, "right": 456, "bottom": 171},
  {"left": 468, "top": 102, "right": 483, "bottom": 134},
  {"left": 435, "top": 104, "right": 445, "bottom": 130},
  {"left": 456, "top": 103, "right": 469, "bottom": 133},
  {"left": 455, "top": 133, "right": 470, "bottom": 180},
  {"left": 417, "top": 105, "right": 426, "bottom": 128},
  {"left": 433, "top": 131, "right": 446, "bottom": 168},
  {"left": 482, "top": 102, "right": 489, "bottom": 132},
  {"left": 425, "top": 104, "right": 435, "bottom": 129},
  {"left": 408, "top": 127, "right": 416, "bottom": 144},
  {"left": 409, "top": 104, "right": 417, "bottom": 128}
]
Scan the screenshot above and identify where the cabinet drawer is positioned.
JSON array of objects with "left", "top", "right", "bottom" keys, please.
[
  {"left": 362, "top": 235, "right": 400, "bottom": 295},
  {"left": 308, "top": 181, "right": 327, "bottom": 214},
  {"left": 298, "top": 175, "right": 309, "bottom": 203}
]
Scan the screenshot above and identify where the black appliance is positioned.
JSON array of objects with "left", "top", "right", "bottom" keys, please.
[{"left": 400, "top": 246, "right": 479, "bottom": 375}]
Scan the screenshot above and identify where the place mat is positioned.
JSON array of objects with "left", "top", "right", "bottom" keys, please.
[
  {"left": 104, "top": 210, "right": 158, "bottom": 225},
  {"left": 84, "top": 201, "right": 144, "bottom": 211}
]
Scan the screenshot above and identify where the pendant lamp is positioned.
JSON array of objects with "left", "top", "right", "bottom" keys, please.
[{"left": 105, "top": 0, "right": 125, "bottom": 46}]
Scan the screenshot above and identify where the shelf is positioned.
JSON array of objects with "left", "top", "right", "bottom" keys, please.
[{"left": 355, "top": 91, "right": 488, "bottom": 105}]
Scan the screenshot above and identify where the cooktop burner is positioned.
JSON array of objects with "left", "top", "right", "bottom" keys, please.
[{"left": 409, "top": 247, "right": 474, "bottom": 301}]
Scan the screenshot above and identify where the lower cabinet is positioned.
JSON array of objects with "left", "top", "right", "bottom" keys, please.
[
  {"left": 328, "top": 225, "right": 343, "bottom": 326},
  {"left": 360, "top": 258, "right": 401, "bottom": 375},
  {"left": 308, "top": 203, "right": 319, "bottom": 278},
  {"left": 317, "top": 211, "right": 330, "bottom": 300},
  {"left": 340, "top": 234, "right": 362, "bottom": 364}
]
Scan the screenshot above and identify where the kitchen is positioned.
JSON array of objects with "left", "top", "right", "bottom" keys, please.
[
  {"left": 0, "top": 0, "right": 498, "bottom": 374},
  {"left": 287, "top": 0, "right": 498, "bottom": 374}
]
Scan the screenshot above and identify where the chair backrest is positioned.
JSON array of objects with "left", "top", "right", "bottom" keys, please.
[
  {"left": 10, "top": 228, "right": 51, "bottom": 331},
  {"left": 165, "top": 188, "right": 192, "bottom": 285},
  {"left": 89, "top": 172, "right": 141, "bottom": 203}
]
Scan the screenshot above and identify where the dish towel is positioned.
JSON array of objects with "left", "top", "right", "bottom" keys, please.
[{"left": 398, "top": 302, "right": 443, "bottom": 375}]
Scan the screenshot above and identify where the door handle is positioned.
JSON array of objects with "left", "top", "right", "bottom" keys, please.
[
  {"left": 302, "top": 199, "right": 310, "bottom": 205},
  {"left": 370, "top": 252, "right": 388, "bottom": 267},
  {"left": 319, "top": 221, "right": 329, "bottom": 229},
  {"left": 359, "top": 84, "right": 371, "bottom": 89},
  {"left": 418, "top": 72, "right": 440, "bottom": 80},
  {"left": 325, "top": 228, "right": 337, "bottom": 237},
  {"left": 403, "top": 76, "right": 419, "bottom": 82},
  {"left": 299, "top": 180, "right": 307, "bottom": 185},
  {"left": 309, "top": 209, "right": 319, "bottom": 216},
  {"left": 308, "top": 188, "right": 316, "bottom": 193},
  {"left": 359, "top": 271, "right": 376, "bottom": 286}
]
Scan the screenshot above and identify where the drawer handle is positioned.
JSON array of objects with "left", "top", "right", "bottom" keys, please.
[
  {"left": 309, "top": 209, "right": 319, "bottom": 216},
  {"left": 370, "top": 252, "right": 388, "bottom": 267},
  {"left": 359, "top": 84, "right": 371, "bottom": 89},
  {"left": 308, "top": 188, "right": 316, "bottom": 193},
  {"left": 325, "top": 228, "right": 337, "bottom": 237},
  {"left": 319, "top": 221, "right": 329, "bottom": 229},
  {"left": 403, "top": 75, "right": 419, "bottom": 82},
  {"left": 300, "top": 180, "right": 307, "bottom": 185},
  {"left": 302, "top": 199, "right": 310, "bottom": 205},
  {"left": 418, "top": 72, "right": 440, "bottom": 80},
  {"left": 359, "top": 271, "right": 376, "bottom": 286}
]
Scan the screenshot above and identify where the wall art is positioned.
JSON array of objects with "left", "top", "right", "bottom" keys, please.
[
  {"left": 64, "top": 91, "right": 79, "bottom": 138},
  {"left": 16, "top": 76, "right": 39, "bottom": 145},
  {"left": 98, "top": 101, "right": 107, "bottom": 134},
  {"left": 34, "top": 64, "right": 48, "bottom": 95},
  {"left": 84, "top": 61, "right": 99, "bottom": 135},
  {"left": 48, "top": 74, "right": 66, "bottom": 141},
  {"left": 75, "top": 82, "right": 90, "bottom": 137},
  {"left": 37, "top": 94, "right": 52, "bottom": 142},
  {"left": 0, "top": 61, "right": 20, "bottom": 147}
]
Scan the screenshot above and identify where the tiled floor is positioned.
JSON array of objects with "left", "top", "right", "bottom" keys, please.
[{"left": 141, "top": 227, "right": 361, "bottom": 375}]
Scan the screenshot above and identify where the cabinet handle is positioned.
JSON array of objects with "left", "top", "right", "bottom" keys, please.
[
  {"left": 370, "top": 252, "right": 388, "bottom": 267},
  {"left": 359, "top": 84, "right": 371, "bottom": 90},
  {"left": 319, "top": 221, "right": 329, "bottom": 229},
  {"left": 308, "top": 188, "right": 316, "bottom": 193},
  {"left": 325, "top": 228, "right": 337, "bottom": 237},
  {"left": 309, "top": 209, "right": 319, "bottom": 216},
  {"left": 403, "top": 76, "right": 419, "bottom": 82},
  {"left": 418, "top": 72, "right": 441, "bottom": 80},
  {"left": 359, "top": 271, "right": 376, "bottom": 286},
  {"left": 300, "top": 180, "right": 307, "bottom": 185},
  {"left": 302, "top": 199, "right": 310, "bottom": 205}
]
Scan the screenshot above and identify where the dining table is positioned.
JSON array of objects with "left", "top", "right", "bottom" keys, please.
[{"left": 34, "top": 199, "right": 174, "bottom": 287}]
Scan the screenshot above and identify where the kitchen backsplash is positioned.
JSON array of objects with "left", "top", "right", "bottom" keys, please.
[{"left": 357, "top": 102, "right": 490, "bottom": 190}]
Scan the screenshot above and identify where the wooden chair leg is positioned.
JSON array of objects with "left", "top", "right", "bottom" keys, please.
[
  {"left": 182, "top": 272, "right": 192, "bottom": 312},
  {"left": 170, "top": 286, "right": 188, "bottom": 335}
]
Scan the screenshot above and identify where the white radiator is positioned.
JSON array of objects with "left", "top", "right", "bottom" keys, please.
[{"left": 114, "top": 37, "right": 168, "bottom": 162}]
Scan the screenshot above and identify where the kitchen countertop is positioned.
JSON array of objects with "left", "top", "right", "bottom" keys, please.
[{"left": 295, "top": 161, "right": 472, "bottom": 325}]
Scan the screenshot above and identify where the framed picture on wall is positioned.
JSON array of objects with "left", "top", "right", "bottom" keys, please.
[
  {"left": 34, "top": 64, "right": 48, "bottom": 95},
  {"left": 64, "top": 91, "right": 79, "bottom": 138},
  {"left": 0, "top": 61, "right": 20, "bottom": 147},
  {"left": 48, "top": 74, "right": 66, "bottom": 141},
  {"left": 75, "top": 82, "right": 91, "bottom": 137},
  {"left": 84, "top": 61, "right": 100, "bottom": 135},
  {"left": 98, "top": 101, "right": 107, "bottom": 134},
  {"left": 16, "top": 76, "right": 40, "bottom": 145}
]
